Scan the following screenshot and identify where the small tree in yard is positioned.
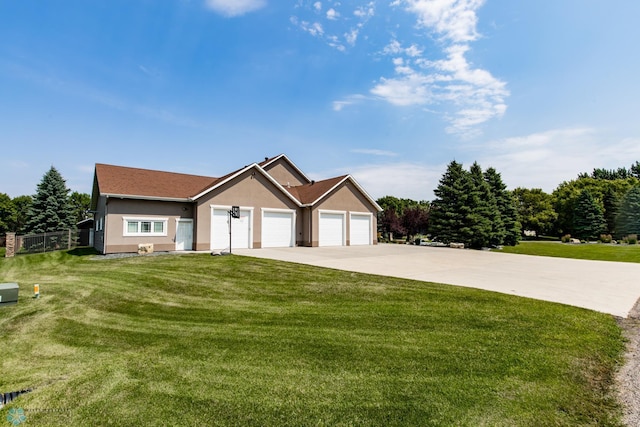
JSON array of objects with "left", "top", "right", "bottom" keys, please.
[
  {"left": 25, "top": 167, "right": 76, "bottom": 234},
  {"left": 401, "top": 205, "right": 429, "bottom": 241},
  {"left": 573, "top": 190, "right": 606, "bottom": 241}
]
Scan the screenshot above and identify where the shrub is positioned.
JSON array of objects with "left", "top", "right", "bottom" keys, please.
[
  {"left": 625, "top": 234, "right": 638, "bottom": 245},
  {"left": 561, "top": 234, "right": 572, "bottom": 243},
  {"left": 599, "top": 234, "right": 613, "bottom": 243}
]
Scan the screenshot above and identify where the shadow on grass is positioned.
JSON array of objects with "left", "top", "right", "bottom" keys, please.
[{"left": 67, "top": 247, "right": 100, "bottom": 257}]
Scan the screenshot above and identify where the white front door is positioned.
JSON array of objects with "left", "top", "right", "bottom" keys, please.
[{"left": 176, "top": 219, "right": 193, "bottom": 251}]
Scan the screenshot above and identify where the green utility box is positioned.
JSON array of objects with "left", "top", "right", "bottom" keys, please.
[{"left": 0, "top": 283, "right": 19, "bottom": 306}]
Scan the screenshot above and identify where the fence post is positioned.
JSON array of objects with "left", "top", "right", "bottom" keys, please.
[
  {"left": 5, "top": 232, "right": 16, "bottom": 257},
  {"left": 68, "top": 228, "right": 72, "bottom": 249}
]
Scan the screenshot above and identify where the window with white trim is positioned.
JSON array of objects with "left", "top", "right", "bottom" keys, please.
[{"left": 123, "top": 218, "right": 168, "bottom": 236}]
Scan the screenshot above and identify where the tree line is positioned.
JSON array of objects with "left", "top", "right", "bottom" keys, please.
[
  {"left": 0, "top": 167, "right": 91, "bottom": 236},
  {"left": 378, "top": 160, "right": 640, "bottom": 248}
]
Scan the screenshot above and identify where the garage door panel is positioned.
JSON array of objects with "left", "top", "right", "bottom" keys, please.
[
  {"left": 350, "top": 214, "right": 371, "bottom": 245},
  {"left": 212, "top": 209, "right": 250, "bottom": 250},
  {"left": 319, "top": 212, "right": 345, "bottom": 247},
  {"left": 263, "top": 211, "right": 294, "bottom": 248}
]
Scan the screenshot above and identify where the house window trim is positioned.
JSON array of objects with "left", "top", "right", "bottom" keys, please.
[{"left": 123, "top": 217, "right": 168, "bottom": 237}]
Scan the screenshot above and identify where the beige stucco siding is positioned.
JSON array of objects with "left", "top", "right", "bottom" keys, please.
[
  {"left": 262, "top": 159, "right": 308, "bottom": 186},
  {"left": 310, "top": 181, "right": 379, "bottom": 247},
  {"left": 102, "top": 198, "right": 194, "bottom": 253},
  {"left": 194, "top": 169, "right": 301, "bottom": 251}
]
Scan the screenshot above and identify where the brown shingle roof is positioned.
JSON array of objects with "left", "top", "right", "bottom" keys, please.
[
  {"left": 286, "top": 175, "right": 348, "bottom": 205},
  {"left": 95, "top": 164, "right": 217, "bottom": 199}
]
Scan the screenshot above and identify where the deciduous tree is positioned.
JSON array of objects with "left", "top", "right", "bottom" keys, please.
[{"left": 512, "top": 188, "right": 557, "bottom": 237}]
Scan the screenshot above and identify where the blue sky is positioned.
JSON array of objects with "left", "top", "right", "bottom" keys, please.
[{"left": 2, "top": 0, "right": 640, "bottom": 201}]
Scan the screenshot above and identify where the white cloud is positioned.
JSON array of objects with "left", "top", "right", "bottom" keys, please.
[
  {"left": 292, "top": 1, "right": 374, "bottom": 51},
  {"left": 326, "top": 8, "right": 340, "bottom": 20},
  {"left": 345, "top": 28, "right": 359, "bottom": 46},
  {"left": 370, "top": 7, "right": 507, "bottom": 136},
  {"left": 204, "top": 0, "right": 266, "bottom": 17},
  {"left": 350, "top": 149, "right": 399, "bottom": 157},
  {"left": 401, "top": 0, "right": 485, "bottom": 43},
  {"left": 290, "top": 17, "right": 325, "bottom": 37},
  {"left": 332, "top": 94, "right": 368, "bottom": 111},
  {"left": 314, "top": 162, "right": 443, "bottom": 200},
  {"left": 354, "top": 2, "right": 375, "bottom": 19},
  {"left": 472, "top": 128, "right": 640, "bottom": 192}
]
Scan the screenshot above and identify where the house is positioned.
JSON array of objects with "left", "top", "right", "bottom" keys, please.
[{"left": 90, "top": 154, "right": 382, "bottom": 254}]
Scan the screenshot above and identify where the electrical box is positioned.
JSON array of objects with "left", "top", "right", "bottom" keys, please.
[{"left": 0, "top": 283, "right": 19, "bottom": 306}]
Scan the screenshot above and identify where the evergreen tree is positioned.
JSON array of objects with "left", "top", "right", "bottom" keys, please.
[
  {"left": 25, "top": 167, "right": 76, "bottom": 233},
  {"left": 429, "top": 161, "right": 477, "bottom": 246},
  {"left": 485, "top": 167, "right": 520, "bottom": 246},
  {"left": 468, "top": 162, "right": 498, "bottom": 248},
  {"left": 572, "top": 190, "right": 606, "bottom": 240},
  {"left": 616, "top": 186, "right": 640, "bottom": 238},
  {"left": 602, "top": 186, "right": 621, "bottom": 236}
]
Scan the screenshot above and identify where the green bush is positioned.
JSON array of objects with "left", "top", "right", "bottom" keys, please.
[
  {"left": 625, "top": 234, "right": 638, "bottom": 245},
  {"left": 599, "top": 234, "right": 613, "bottom": 243},
  {"left": 561, "top": 234, "right": 572, "bottom": 243}
]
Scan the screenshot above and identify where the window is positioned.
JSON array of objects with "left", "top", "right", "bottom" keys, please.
[{"left": 123, "top": 218, "right": 168, "bottom": 236}]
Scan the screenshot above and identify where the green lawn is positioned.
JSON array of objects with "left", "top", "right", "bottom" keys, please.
[
  {"left": 498, "top": 241, "right": 640, "bottom": 263},
  {"left": 0, "top": 250, "right": 625, "bottom": 426}
]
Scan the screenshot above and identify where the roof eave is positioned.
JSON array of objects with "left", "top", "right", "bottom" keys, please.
[{"left": 104, "top": 194, "right": 193, "bottom": 203}]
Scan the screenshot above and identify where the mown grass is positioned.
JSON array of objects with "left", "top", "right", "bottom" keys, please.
[
  {"left": 0, "top": 250, "right": 626, "bottom": 426},
  {"left": 498, "top": 241, "right": 640, "bottom": 263}
]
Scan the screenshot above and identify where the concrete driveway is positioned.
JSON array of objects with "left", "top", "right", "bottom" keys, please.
[{"left": 235, "top": 244, "right": 640, "bottom": 318}]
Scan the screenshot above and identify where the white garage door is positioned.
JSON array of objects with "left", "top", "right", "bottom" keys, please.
[
  {"left": 350, "top": 214, "right": 372, "bottom": 245},
  {"left": 319, "top": 212, "right": 345, "bottom": 246},
  {"left": 212, "top": 208, "right": 251, "bottom": 250},
  {"left": 262, "top": 211, "right": 294, "bottom": 248}
]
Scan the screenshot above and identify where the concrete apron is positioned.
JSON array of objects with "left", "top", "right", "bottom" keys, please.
[{"left": 235, "top": 244, "right": 640, "bottom": 318}]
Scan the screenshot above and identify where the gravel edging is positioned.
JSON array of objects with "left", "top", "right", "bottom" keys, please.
[{"left": 617, "top": 299, "right": 640, "bottom": 427}]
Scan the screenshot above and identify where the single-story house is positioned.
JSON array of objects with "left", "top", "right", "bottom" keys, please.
[{"left": 90, "top": 154, "right": 382, "bottom": 254}]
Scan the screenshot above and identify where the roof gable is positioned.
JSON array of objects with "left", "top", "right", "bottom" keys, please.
[
  {"left": 259, "top": 154, "right": 311, "bottom": 185},
  {"left": 288, "top": 175, "right": 382, "bottom": 211},
  {"left": 191, "top": 163, "right": 303, "bottom": 206}
]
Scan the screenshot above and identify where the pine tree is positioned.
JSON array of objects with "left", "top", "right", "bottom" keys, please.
[
  {"left": 429, "top": 161, "right": 476, "bottom": 246},
  {"left": 468, "top": 162, "right": 498, "bottom": 248},
  {"left": 573, "top": 190, "right": 606, "bottom": 240},
  {"left": 602, "top": 186, "right": 621, "bottom": 236},
  {"left": 25, "top": 167, "right": 76, "bottom": 233},
  {"left": 485, "top": 167, "right": 521, "bottom": 246},
  {"left": 616, "top": 186, "right": 640, "bottom": 238}
]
